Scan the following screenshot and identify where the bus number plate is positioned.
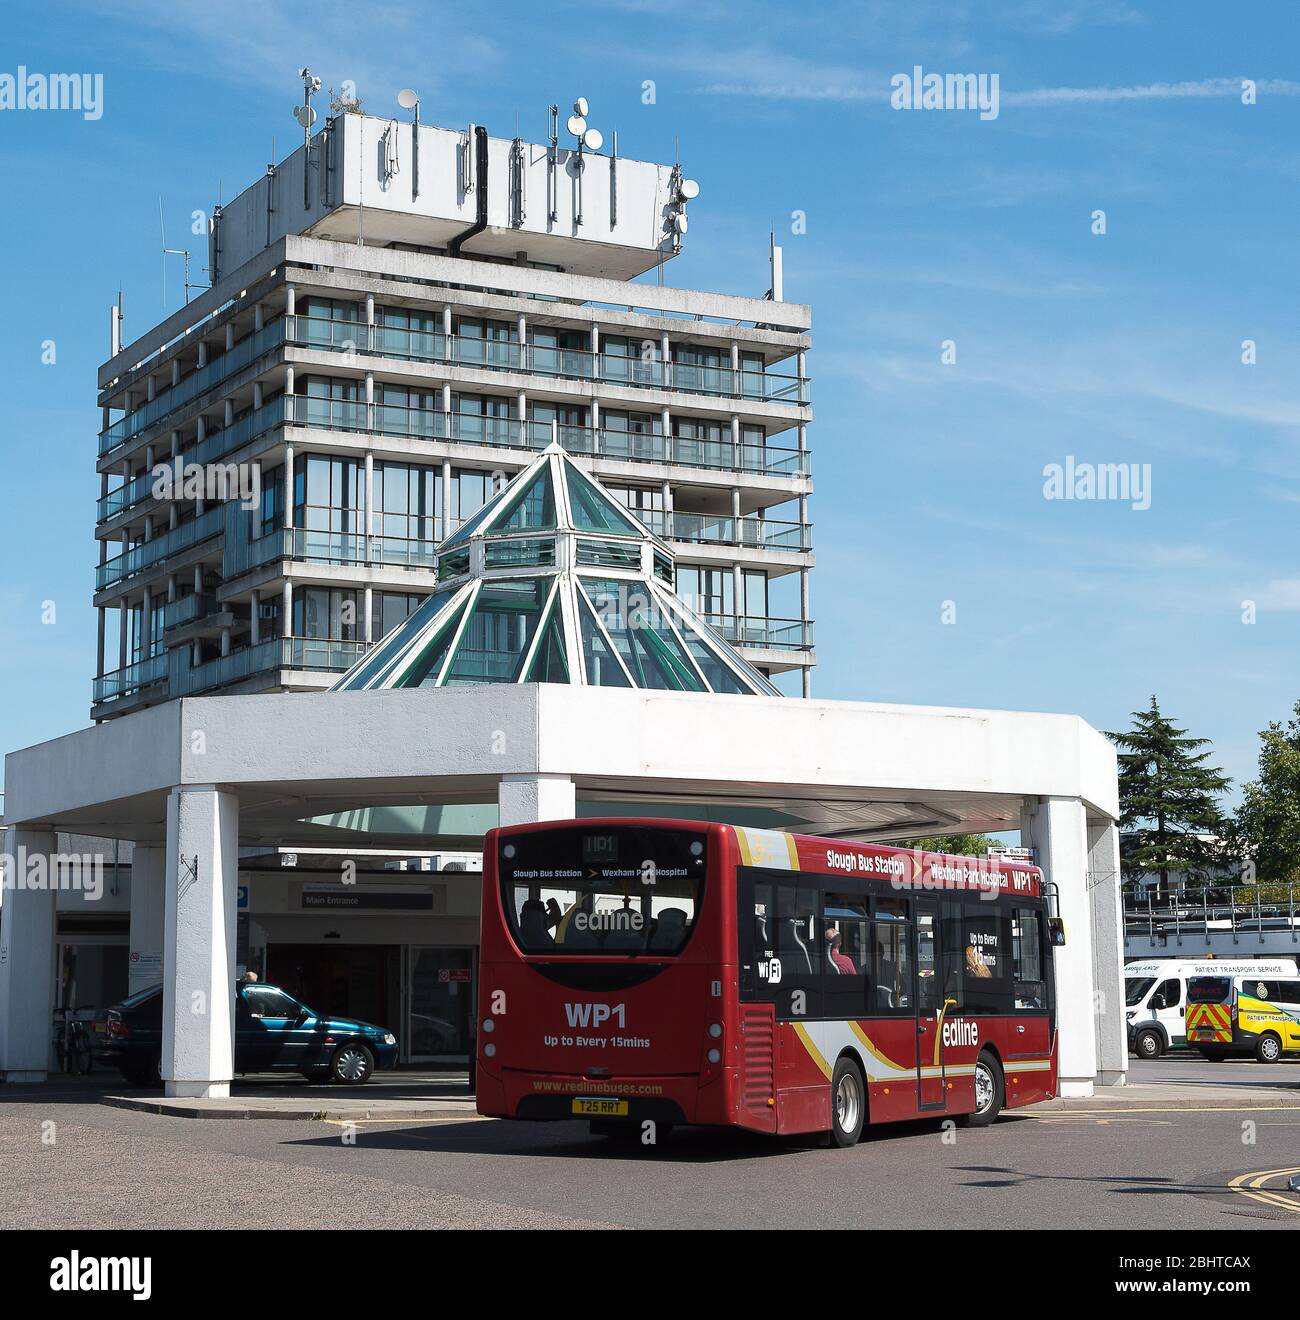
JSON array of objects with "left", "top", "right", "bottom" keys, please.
[{"left": 572, "top": 1097, "right": 629, "bottom": 1117}]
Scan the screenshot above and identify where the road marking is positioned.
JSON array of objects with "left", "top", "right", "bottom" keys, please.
[
  {"left": 1034, "top": 1117, "right": 1174, "bottom": 1126},
  {"left": 321, "top": 1114, "right": 492, "bottom": 1127},
  {"left": 1035, "top": 1105, "right": 1300, "bottom": 1116},
  {"left": 1228, "top": 1167, "right": 1300, "bottom": 1215}
]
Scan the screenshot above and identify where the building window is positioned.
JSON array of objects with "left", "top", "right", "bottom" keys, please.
[
  {"left": 375, "top": 462, "right": 439, "bottom": 542},
  {"left": 295, "top": 454, "right": 363, "bottom": 533},
  {"left": 293, "top": 587, "right": 363, "bottom": 640},
  {"left": 371, "top": 591, "right": 427, "bottom": 641}
]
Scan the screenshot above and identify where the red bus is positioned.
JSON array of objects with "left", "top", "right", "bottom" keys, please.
[{"left": 476, "top": 819, "right": 1060, "bottom": 1145}]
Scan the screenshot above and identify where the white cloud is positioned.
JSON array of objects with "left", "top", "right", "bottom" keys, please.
[{"left": 1004, "top": 78, "right": 1300, "bottom": 107}]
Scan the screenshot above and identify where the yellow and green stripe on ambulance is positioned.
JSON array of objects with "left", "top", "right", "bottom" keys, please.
[{"left": 1186, "top": 974, "right": 1300, "bottom": 1063}]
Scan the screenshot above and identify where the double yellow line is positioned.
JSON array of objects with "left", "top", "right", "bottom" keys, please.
[{"left": 1229, "top": 1166, "right": 1300, "bottom": 1215}]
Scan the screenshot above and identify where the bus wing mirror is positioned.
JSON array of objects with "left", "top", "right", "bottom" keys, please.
[{"left": 1048, "top": 918, "right": 1066, "bottom": 947}]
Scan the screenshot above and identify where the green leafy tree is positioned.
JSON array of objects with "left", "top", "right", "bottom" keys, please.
[
  {"left": 1107, "top": 696, "right": 1231, "bottom": 899},
  {"left": 901, "top": 833, "right": 1006, "bottom": 857},
  {"left": 1235, "top": 700, "right": 1300, "bottom": 885}
]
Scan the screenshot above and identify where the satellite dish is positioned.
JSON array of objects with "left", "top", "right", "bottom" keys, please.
[
  {"left": 583, "top": 128, "right": 603, "bottom": 152},
  {"left": 293, "top": 105, "right": 317, "bottom": 129},
  {"left": 573, "top": 97, "right": 589, "bottom": 116},
  {"left": 566, "top": 114, "right": 586, "bottom": 137},
  {"left": 398, "top": 88, "right": 419, "bottom": 110},
  {"left": 680, "top": 178, "right": 700, "bottom": 200},
  {"left": 674, "top": 213, "right": 689, "bottom": 234}
]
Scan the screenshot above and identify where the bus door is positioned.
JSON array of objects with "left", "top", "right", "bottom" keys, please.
[{"left": 914, "top": 898, "right": 948, "bottom": 1111}]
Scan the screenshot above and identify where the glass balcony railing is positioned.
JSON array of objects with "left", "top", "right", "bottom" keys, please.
[
  {"left": 286, "top": 315, "right": 809, "bottom": 405},
  {"left": 702, "top": 614, "right": 814, "bottom": 651},
  {"left": 99, "top": 319, "right": 287, "bottom": 457},
  {"left": 161, "top": 592, "right": 222, "bottom": 632},
  {"left": 641, "top": 511, "right": 811, "bottom": 551},
  {"left": 91, "top": 652, "right": 169, "bottom": 703},
  {"left": 286, "top": 397, "right": 808, "bottom": 477},
  {"left": 167, "top": 636, "right": 372, "bottom": 698},
  {"left": 96, "top": 506, "right": 225, "bottom": 591},
  {"left": 97, "top": 399, "right": 290, "bottom": 525}
]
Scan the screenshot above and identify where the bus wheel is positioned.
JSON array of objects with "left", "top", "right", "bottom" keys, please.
[
  {"left": 1133, "top": 1029, "right": 1163, "bottom": 1060},
  {"left": 963, "top": 1052, "right": 1004, "bottom": 1127},
  {"left": 1255, "top": 1033, "right": 1282, "bottom": 1064},
  {"left": 1198, "top": 1051, "right": 1227, "bottom": 1062},
  {"left": 829, "top": 1057, "right": 866, "bottom": 1148}
]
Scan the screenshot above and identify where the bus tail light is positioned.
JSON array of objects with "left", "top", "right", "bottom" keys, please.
[{"left": 707, "top": 1022, "right": 722, "bottom": 1039}]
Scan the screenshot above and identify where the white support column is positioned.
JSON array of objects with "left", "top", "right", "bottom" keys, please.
[
  {"left": 364, "top": 452, "right": 374, "bottom": 563},
  {"left": 282, "top": 580, "right": 293, "bottom": 638},
  {"left": 441, "top": 458, "right": 453, "bottom": 541},
  {"left": 498, "top": 773, "right": 576, "bottom": 827},
  {"left": 283, "top": 445, "right": 294, "bottom": 530},
  {"left": 1088, "top": 817, "right": 1127, "bottom": 1086},
  {"left": 128, "top": 845, "right": 166, "bottom": 996},
  {"left": 364, "top": 585, "right": 374, "bottom": 644},
  {"left": 1022, "top": 796, "right": 1097, "bottom": 1097},
  {"left": 660, "top": 332, "right": 671, "bottom": 388},
  {"left": 0, "top": 828, "right": 58, "bottom": 1081},
  {"left": 162, "top": 786, "right": 239, "bottom": 1098}
]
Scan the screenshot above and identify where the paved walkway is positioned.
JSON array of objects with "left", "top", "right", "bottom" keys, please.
[{"left": 95, "top": 1076, "right": 1300, "bottom": 1122}]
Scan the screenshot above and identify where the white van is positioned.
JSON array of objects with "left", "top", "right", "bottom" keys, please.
[{"left": 1125, "top": 958, "right": 1299, "bottom": 1059}]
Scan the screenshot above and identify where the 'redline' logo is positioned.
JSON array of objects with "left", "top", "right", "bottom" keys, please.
[
  {"left": 942, "top": 1018, "right": 979, "bottom": 1048},
  {"left": 50, "top": 1252, "right": 151, "bottom": 1301}
]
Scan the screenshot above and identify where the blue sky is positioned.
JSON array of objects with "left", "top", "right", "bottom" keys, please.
[{"left": 1, "top": 0, "right": 1297, "bottom": 806}]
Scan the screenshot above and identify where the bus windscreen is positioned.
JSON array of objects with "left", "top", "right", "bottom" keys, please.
[{"left": 499, "top": 825, "right": 707, "bottom": 956}]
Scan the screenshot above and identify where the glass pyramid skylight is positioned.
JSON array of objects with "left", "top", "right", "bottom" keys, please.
[{"left": 333, "top": 444, "right": 780, "bottom": 696}]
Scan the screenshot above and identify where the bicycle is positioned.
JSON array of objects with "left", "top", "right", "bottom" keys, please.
[{"left": 53, "top": 1006, "right": 95, "bottom": 1075}]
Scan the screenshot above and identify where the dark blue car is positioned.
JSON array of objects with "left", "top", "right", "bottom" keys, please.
[{"left": 95, "top": 980, "right": 399, "bottom": 1086}]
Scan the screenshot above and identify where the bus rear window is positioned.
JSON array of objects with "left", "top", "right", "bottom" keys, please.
[
  {"left": 1187, "top": 976, "right": 1231, "bottom": 1003},
  {"left": 499, "top": 826, "right": 707, "bottom": 956}
]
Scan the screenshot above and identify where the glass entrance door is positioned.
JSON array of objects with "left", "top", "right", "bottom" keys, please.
[{"left": 406, "top": 947, "right": 473, "bottom": 1060}]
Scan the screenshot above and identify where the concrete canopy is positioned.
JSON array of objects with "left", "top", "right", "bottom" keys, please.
[
  {"left": 3, "top": 685, "right": 1117, "bottom": 848},
  {"left": 3, "top": 685, "right": 1123, "bottom": 1098}
]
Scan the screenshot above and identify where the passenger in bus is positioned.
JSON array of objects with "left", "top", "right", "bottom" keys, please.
[
  {"left": 825, "top": 925, "right": 857, "bottom": 975},
  {"left": 650, "top": 908, "right": 686, "bottom": 950},
  {"left": 519, "top": 899, "right": 555, "bottom": 949}
]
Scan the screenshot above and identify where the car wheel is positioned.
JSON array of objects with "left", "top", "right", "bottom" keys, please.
[
  {"left": 1133, "top": 1029, "right": 1163, "bottom": 1060},
  {"left": 1255, "top": 1033, "right": 1282, "bottom": 1064},
  {"left": 962, "top": 1052, "right": 1004, "bottom": 1127},
  {"left": 330, "top": 1042, "right": 374, "bottom": 1084},
  {"left": 829, "top": 1056, "right": 866, "bottom": 1148}
]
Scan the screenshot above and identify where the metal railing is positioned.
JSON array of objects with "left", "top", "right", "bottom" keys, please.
[
  {"left": 1124, "top": 883, "right": 1300, "bottom": 945},
  {"left": 99, "top": 319, "right": 287, "bottom": 457},
  {"left": 701, "top": 613, "right": 814, "bottom": 651},
  {"left": 91, "top": 652, "right": 169, "bottom": 703},
  {"left": 168, "top": 636, "right": 371, "bottom": 697},
  {"left": 161, "top": 593, "right": 222, "bottom": 632},
  {"left": 98, "top": 399, "right": 291, "bottom": 526},
  {"left": 641, "top": 510, "right": 810, "bottom": 551},
  {"left": 287, "top": 396, "right": 809, "bottom": 477},
  {"left": 287, "top": 315, "right": 809, "bottom": 405},
  {"left": 96, "top": 506, "right": 225, "bottom": 591}
]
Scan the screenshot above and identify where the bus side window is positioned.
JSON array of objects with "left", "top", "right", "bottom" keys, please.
[
  {"left": 823, "top": 892, "right": 869, "bottom": 1018},
  {"left": 773, "top": 882, "right": 822, "bottom": 1019},
  {"left": 953, "top": 902, "right": 1012, "bottom": 1015},
  {"left": 1012, "top": 907, "right": 1046, "bottom": 1009},
  {"left": 868, "top": 897, "right": 912, "bottom": 1014}
]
